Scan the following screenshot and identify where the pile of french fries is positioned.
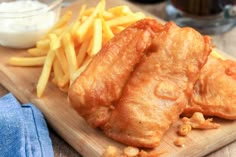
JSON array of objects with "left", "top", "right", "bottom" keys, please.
[{"left": 8, "top": 0, "right": 146, "bottom": 97}]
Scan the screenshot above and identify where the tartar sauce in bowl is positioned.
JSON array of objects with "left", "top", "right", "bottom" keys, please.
[{"left": 0, "top": 0, "right": 62, "bottom": 49}]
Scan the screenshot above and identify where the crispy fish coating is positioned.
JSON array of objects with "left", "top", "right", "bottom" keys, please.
[
  {"left": 183, "top": 56, "right": 236, "bottom": 120},
  {"left": 103, "top": 22, "right": 212, "bottom": 148},
  {"left": 68, "top": 19, "right": 162, "bottom": 127}
]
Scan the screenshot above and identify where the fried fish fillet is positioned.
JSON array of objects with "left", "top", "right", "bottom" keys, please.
[
  {"left": 103, "top": 22, "right": 212, "bottom": 148},
  {"left": 68, "top": 19, "right": 162, "bottom": 127},
  {"left": 183, "top": 56, "right": 236, "bottom": 120}
]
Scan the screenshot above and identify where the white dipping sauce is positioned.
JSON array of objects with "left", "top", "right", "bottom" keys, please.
[{"left": 0, "top": 1, "right": 58, "bottom": 48}]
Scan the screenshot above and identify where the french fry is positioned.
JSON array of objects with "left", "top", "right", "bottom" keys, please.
[
  {"left": 77, "top": 4, "right": 87, "bottom": 19},
  {"left": 71, "top": 21, "right": 81, "bottom": 39},
  {"left": 71, "top": 57, "right": 92, "bottom": 84},
  {"left": 55, "top": 47, "right": 69, "bottom": 75},
  {"left": 62, "top": 33, "right": 77, "bottom": 79},
  {"left": 70, "top": 5, "right": 87, "bottom": 39},
  {"left": 54, "top": 48, "right": 70, "bottom": 90},
  {"left": 54, "top": 11, "right": 73, "bottom": 28},
  {"left": 107, "top": 12, "right": 145, "bottom": 27},
  {"left": 36, "top": 39, "right": 50, "bottom": 49},
  {"left": 111, "top": 26, "right": 125, "bottom": 34},
  {"left": 52, "top": 27, "right": 66, "bottom": 37},
  {"left": 77, "top": 38, "right": 90, "bottom": 67},
  {"left": 211, "top": 49, "right": 225, "bottom": 60},
  {"left": 58, "top": 73, "right": 69, "bottom": 88},
  {"left": 83, "top": 8, "right": 95, "bottom": 16},
  {"left": 49, "top": 33, "right": 61, "bottom": 50},
  {"left": 88, "top": 18, "right": 102, "bottom": 56},
  {"left": 108, "top": 5, "right": 132, "bottom": 16},
  {"left": 102, "top": 11, "right": 114, "bottom": 20},
  {"left": 76, "top": 0, "right": 105, "bottom": 42},
  {"left": 44, "top": 11, "right": 72, "bottom": 38},
  {"left": 52, "top": 58, "right": 64, "bottom": 85},
  {"left": 8, "top": 56, "right": 46, "bottom": 66},
  {"left": 101, "top": 18, "right": 114, "bottom": 43},
  {"left": 98, "top": 0, "right": 106, "bottom": 18},
  {"left": 37, "top": 49, "right": 56, "bottom": 97},
  {"left": 28, "top": 48, "right": 48, "bottom": 57}
]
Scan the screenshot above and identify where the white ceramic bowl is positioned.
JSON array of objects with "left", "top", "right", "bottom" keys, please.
[{"left": 0, "top": 0, "right": 62, "bottom": 49}]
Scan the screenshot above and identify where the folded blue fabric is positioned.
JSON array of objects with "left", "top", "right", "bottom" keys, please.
[{"left": 0, "top": 93, "right": 54, "bottom": 157}]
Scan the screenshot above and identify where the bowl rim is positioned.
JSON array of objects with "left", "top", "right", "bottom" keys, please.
[{"left": 0, "top": 0, "right": 63, "bottom": 17}]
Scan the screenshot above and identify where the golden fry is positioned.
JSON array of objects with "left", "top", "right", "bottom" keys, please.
[
  {"left": 71, "top": 57, "right": 92, "bottom": 84},
  {"left": 36, "top": 39, "right": 50, "bottom": 49},
  {"left": 49, "top": 33, "right": 61, "bottom": 50},
  {"left": 102, "top": 11, "right": 114, "bottom": 20},
  {"left": 55, "top": 11, "right": 72, "bottom": 28},
  {"left": 55, "top": 47, "right": 69, "bottom": 75},
  {"left": 108, "top": 5, "right": 132, "bottom": 16},
  {"left": 211, "top": 49, "right": 225, "bottom": 60},
  {"left": 111, "top": 26, "right": 125, "bottom": 34},
  {"left": 77, "top": 38, "right": 90, "bottom": 67},
  {"left": 62, "top": 33, "right": 77, "bottom": 79},
  {"left": 88, "top": 18, "right": 102, "bottom": 56},
  {"left": 76, "top": 0, "right": 105, "bottom": 42},
  {"left": 77, "top": 4, "right": 87, "bottom": 19},
  {"left": 107, "top": 12, "right": 145, "bottom": 27},
  {"left": 70, "top": 21, "right": 81, "bottom": 39},
  {"left": 83, "top": 8, "right": 95, "bottom": 16},
  {"left": 28, "top": 48, "right": 48, "bottom": 57},
  {"left": 58, "top": 73, "right": 69, "bottom": 88},
  {"left": 98, "top": 0, "right": 106, "bottom": 18},
  {"left": 45, "top": 11, "right": 72, "bottom": 37},
  {"left": 52, "top": 27, "right": 65, "bottom": 37},
  {"left": 101, "top": 18, "right": 114, "bottom": 43},
  {"left": 52, "top": 58, "right": 64, "bottom": 85},
  {"left": 8, "top": 56, "right": 46, "bottom": 66},
  {"left": 37, "top": 49, "right": 56, "bottom": 97}
]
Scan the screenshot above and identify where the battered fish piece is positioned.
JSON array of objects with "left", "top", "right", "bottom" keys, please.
[
  {"left": 103, "top": 22, "right": 212, "bottom": 148},
  {"left": 69, "top": 19, "right": 162, "bottom": 127},
  {"left": 183, "top": 56, "right": 236, "bottom": 120}
]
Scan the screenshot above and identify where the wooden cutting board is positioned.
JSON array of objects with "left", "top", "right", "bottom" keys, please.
[{"left": 0, "top": 0, "right": 236, "bottom": 156}]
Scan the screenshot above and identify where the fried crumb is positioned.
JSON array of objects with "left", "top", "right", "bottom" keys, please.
[
  {"left": 123, "top": 146, "right": 139, "bottom": 157},
  {"left": 103, "top": 145, "right": 166, "bottom": 157},
  {"left": 139, "top": 150, "right": 166, "bottom": 157},
  {"left": 182, "top": 112, "right": 220, "bottom": 129},
  {"left": 178, "top": 123, "right": 192, "bottom": 136},
  {"left": 102, "top": 145, "right": 118, "bottom": 157},
  {"left": 174, "top": 137, "right": 185, "bottom": 147}
]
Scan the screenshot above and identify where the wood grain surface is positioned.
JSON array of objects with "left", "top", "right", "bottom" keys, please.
[{"left": 0, "top": 0, "right": 236, "bottom": 157}]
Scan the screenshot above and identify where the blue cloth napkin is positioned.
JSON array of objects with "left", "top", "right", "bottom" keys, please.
[{"left": 0, "top": 93, "right": 54, "bottom": 157}]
